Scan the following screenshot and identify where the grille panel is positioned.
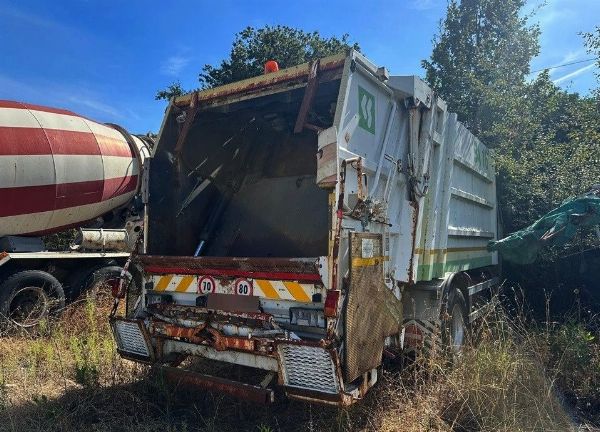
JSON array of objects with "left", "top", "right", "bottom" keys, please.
[
  {"left": 113, "top": 320, "right": 151, "bottom": 358},
  {"left": 277, "top": 344, "right": 339, "bottom": 394}
]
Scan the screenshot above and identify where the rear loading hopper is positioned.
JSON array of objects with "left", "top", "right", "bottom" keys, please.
[{"left": 112, "top": 50, "right": 499, "bottom": 405}]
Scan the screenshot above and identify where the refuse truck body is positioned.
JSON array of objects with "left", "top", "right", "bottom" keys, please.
[
  {"left": 112, "top": 50, "right": 499, "bottom": 405},
  {"left": 0, "top": 100, "right": 150, "bottom": 327}
]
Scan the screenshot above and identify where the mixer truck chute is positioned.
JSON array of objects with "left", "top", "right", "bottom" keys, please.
[
  {"left": 110, "top": 50, "right": 499, "bottom": 405},
  {"left": 0, "top": 100, "right": 150, "bottom": 328}
]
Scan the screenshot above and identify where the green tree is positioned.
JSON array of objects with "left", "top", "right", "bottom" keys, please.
[
  {"left": 156, "top": 25, "right": 358, "bottom": 100},
  {"left": 425, "top": 0, "right": 600, "bottom": 302},
  {"left": 422, "top": 0, "right": 539, "bottom": 141},
  {"left": 583, "top": 25, "right": 600, "bottom": 90},
  {"left": 495, "top": 72, "right": 599, "bottom": 234},
  {"left": 154, "top": 81, "right": 186, "bottom": 101}
]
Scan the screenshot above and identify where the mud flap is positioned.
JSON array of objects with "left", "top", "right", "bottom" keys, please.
[{"left": 344, "top": 232, "right": 402, "bottom": 383}]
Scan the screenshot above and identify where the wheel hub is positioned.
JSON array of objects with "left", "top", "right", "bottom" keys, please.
[{"left": 8, "top": 286, "right": 50, "bottom": 327}]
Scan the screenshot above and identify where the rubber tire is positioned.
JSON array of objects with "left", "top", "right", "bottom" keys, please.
[
  {"left": 64, "top": 261, "right": 118, "bottom": 300},
  {"left": 442, "top": 287, "right": 469, "bottom": 353},
  {"left": 0, "top": 270, "right": 65, "bottom": 328},
  {"left": 78, "top": 266, "right": 131, "bottom": 300}
]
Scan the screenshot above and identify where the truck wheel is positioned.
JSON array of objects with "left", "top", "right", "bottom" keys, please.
[
  {"left": 0, "top": 270, "right": 65, "bottom": 328},
  {"left": 64, "top": 261, "right": 117, "bottom": 300},
  {"left": 442, "top": 287, "right": 469, "bottom": 353},
  {"left": 79, "top": 266, "right": 132, "bottom": 301}
]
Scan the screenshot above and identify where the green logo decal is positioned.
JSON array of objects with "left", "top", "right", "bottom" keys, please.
[{"left": 358, "top": 86, "right": 375, "bottom": 134}]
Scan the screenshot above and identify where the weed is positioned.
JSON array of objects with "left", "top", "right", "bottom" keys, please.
[{"left": 0, "top": 290, "right": 597, "bottom": 431}]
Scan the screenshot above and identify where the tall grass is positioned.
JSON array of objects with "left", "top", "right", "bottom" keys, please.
[{"left": 0, "top": 292, "right": 597, "bottom": 431}]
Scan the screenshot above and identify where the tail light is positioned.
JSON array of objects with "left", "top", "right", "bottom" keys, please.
[{"left": 324, "top": 290, "right": 340, "bottom": 318}]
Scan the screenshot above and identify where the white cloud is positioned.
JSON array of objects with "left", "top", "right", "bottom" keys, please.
[
  {"left": 556, "top": 50, "right": 585, "bottom": 65},
  {"left": 543, "top": 49, "right": 587, "bottom": 76},
  {"left": 553, "top": 63, "right": 596, "bottom": 84},
  {"left": 534, "top": 0, "right": 576, "bottom": 27},
  {"left": 160, "top": 55, "right": 191, "bottom": 76}
]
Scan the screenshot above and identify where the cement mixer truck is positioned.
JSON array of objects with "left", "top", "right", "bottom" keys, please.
[
  {"left": 0, "top": 100, "right": 151, "bottom": 328},
  {"left": 110, "top": 50, "right": 500, "bottom": 405}
]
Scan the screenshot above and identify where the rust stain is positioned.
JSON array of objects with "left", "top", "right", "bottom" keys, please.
[
  {"left": 408, "top": 201, "right": 420, "bottom": 284},
  {"left": 151, "top": 321, "right": 207, "bottom": 344},
  {"left": 138, "top": 255, "right": 320, "bottom": 276},
  {"left": 206, "top": 327, "right": 256, "bottom": 352},
  {"left": 173, "top": 53, "right": 346, "bottom": 109},
  {"left": 159, "top": 366, "right": 274, "bottom": 404}
]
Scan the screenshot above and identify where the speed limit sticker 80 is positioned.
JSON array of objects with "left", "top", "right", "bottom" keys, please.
[
  {"left": 198, "top": 276, "right": 216, "bottom": 294},
  {"left": 234, "top": 278, "right": 253, "bottom": 296}
]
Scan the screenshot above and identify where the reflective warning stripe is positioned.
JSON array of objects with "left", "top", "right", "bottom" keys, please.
[
  {"left": 150, "top": 274, "right": 322, "bottom": 303},
  {"left": 351, "top": 256, "right": 389, "bottom": 267},
  {"left": 255, "top": 279, "right": 280, "bottom": 299},
  {"left": 253, "top": 280, "right": 314, "bottom": 302},
  {"left": 282, "top": 281, "right": 311, "bottom": 302},
  {"left": 175, "top": 275, "right": 195, "bottom": 292},
  {"left": 155, "top": 274, "right": 173, "bottom": 291}
]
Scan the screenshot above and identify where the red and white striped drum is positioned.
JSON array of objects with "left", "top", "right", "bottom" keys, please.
[{"left": 0, "top": 100, "right": 144, "bottom": 236}]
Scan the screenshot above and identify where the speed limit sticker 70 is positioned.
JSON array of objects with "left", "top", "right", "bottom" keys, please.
[
  {"left": 234, "top": 278, "right": 253, "bottom": 296},
  {"left": 198, "top": 276, "right": 216, "bottom": 294}
]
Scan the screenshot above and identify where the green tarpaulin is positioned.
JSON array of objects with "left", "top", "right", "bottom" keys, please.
[{"left": 488, "top": 192, "right": 600, "bottom": 264}]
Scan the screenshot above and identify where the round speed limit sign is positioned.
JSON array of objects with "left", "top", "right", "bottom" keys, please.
[
  {"left": 198, "top": 276, "right": 216, "bottom": 294},
  {"left": 234, "top": 278, "right": 253, "bottom": 296}
]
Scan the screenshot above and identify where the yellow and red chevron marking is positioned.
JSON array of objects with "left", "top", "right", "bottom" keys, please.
[{"left": 150, "top": 274, "right": 324, "bottom": 303}]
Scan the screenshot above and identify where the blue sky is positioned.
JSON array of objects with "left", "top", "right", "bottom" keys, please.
[{"left": 1, "top": 0, "right": 598, "bottom": 133}]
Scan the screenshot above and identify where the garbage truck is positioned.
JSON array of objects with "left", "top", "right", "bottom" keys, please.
[
  {"left": 110, "top": 49, "right": 499, "bottom": 405},
  {"left": 0, "top": 100, "right": 151, "bottom": 328}
]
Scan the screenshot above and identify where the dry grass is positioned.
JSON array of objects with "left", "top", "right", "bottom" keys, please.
[{"left": 0, "top": 294, "right": 597, "bottom": 432}]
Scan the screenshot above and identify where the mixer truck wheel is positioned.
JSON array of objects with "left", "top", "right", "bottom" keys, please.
[
  {"left": 442, "top": 286, "right": 469, "bottom": 353},
  {"left": 65, "top": 262, "right": 117, "bottom": 300},
  {"left": 77, "top": 266, "right": 131, "bottom": 298},
  {"left": 0, "top": 270, "right": 65, "bottom": 329}
]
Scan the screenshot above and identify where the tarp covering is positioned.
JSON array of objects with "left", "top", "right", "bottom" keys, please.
[{"left": 488, "top": 192, "right": 600, "bottom": 264}]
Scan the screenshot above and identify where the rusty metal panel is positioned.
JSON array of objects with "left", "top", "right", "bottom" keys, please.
[
  {"left": 344, "top": 232, "right": 402, "bottom": 382},
  {"left": 173, "top": 53, "right": 346, "bottom": 109},
  {"left": 316, "top": 126, "right": 339, "bottom": 188},
  {"left": 138, "top": 255, "right": 321, "bottom": 277},
  {"left": 158, "top": 366, "right": 274, "bottom": 404}
]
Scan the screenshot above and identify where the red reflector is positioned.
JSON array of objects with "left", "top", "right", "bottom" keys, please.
[
  {"left": 324, "top": 290, "right": 340, "bottom": 317},
  {"left": 109, "top": 278, "right": 125, "bottom": 299},
  {"left": 404, "top": 324, "right": 424, "bottom": 348}
]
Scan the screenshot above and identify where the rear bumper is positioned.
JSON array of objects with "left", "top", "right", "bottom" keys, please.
[
  {"left": 158, "top": 366, "right": 275, "bottom": 404},
  {"left": 110, "top": 315, "right": 369, "bottom": 406}
]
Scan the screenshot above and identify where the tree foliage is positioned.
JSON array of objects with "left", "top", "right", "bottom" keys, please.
[
  {"left": 583, "top": 25, "right": 600, "bottom": 91},
  {"left": 495, "top": 72, "right": 600, "bottom": 234},
  {"left": 426, "top": 0, "right": 600, "bottom": 304},
  {"left": 155, "top": 25, "right": 358, "bottom": 100},
  {"left": 422, "top": 0, "right": 540, "bottom": 140},
  {"left": 154, "top": 81, "right": 186, "bottom": 101}
]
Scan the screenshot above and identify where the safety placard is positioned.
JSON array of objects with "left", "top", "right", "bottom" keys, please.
[
  {"left": 234, "top": 278, "right": 253, "bottom": 296},
  {"left": 198, "top": 275, "right": 216, "bottom": 294}
]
